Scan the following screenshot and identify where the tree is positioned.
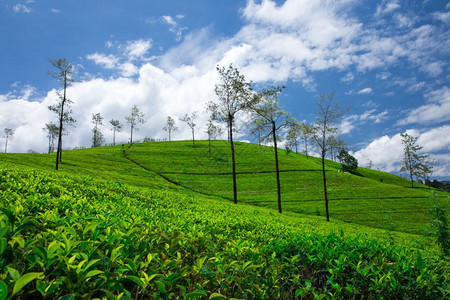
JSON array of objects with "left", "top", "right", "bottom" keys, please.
[
  {"left": 91, "top": 113, "right": 104, "bottom": 147},
  {"left": 110, "top": 119, "right": 123, "bottom": 145},
  {"left": 205, "top": 117, "right": 223, "bottom": 156},
  {"left": 125, "top": 105, "right": 145, "bottom": 145},
  {"left": 180, "top": 112, "right": 197, "bottom": 145},
  {"left": 43, "top": 122, "right": 59, "bottom": 153},
  {"left": 163, "top": 116, "right": 178, "bottom": 141},
  {"left": 247, "top": 116, "right": 266, "bottom": 146},
  {"left": 327, "top": 136, "right": 345, "bottom": 161},
  {"left": 286, "top": 120, "right": 301, "bottom": 153},
  {"left": 300, "top": 122, "right": 314, "bottom": 157},
  {"left": 206, "top": 64, "right": 253, "bottom": 204},
  {"left": 48, "top": 58, "right": 75, "bottom": 170},
  {"left": 312, "top": 92, "right": 346, "bottom": 222},
  {"left": 400, "top": 132, "right": 430, "bottom": 188},
  {"left": 3, "top": 128, "right": 14, "bottom": 153},
  {"left": 337, "top": 148, "right": 358, "bottom": 172},
  {"left": 249, "top": 86, "right": 289, "bottom": 213}
]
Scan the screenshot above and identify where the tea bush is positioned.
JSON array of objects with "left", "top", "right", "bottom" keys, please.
[{"left": 0, "top": 168, "right": 448, "bottom": 299}]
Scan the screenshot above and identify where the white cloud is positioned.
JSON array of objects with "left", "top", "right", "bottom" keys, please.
[
  {"left": 0, "top": 62, "right": 219, "bottom": 153},
  {"left": 376, "top": 0, "right": 401, "bottom": 15},
  {"left": 434, "top": 11, "right": 450, "bottom": 24},
  {"left": 421, "top": 61, "right": 443, "bottom": 77},
  {"left": 340, "top": 108, "right": 389, "bottom": 135},
  {"left": 124, "top": 39, "right": 152, "bottom": 60},
  {"left": 338, "top": 120, "right": 355, "bottom": 134},
  {"left": 340, "top": 72, "right": 354, "bottom": 82},
  {"left": 119, "top": 62, "right": 139, "bottom": 77},
  {"left": 51, "top": 8, "right": 62, "bottom": 13},
  {"left": 13, "top": 4, "right": 31, "bottom": 13},
  {"left": 354, "top": 126, "right": 450, "bottom": 178},
  {"left": 399, "top": 86, "right": 450, "bottom": 125},
  {"left": 358, "top": 87, "right": 373, "bottom": 94},
  {"left": 162, "top": 15, "right": 188, "bottom": 41},
  {"left": 86, "top": 53, "right": 119, "bottom": 69}
]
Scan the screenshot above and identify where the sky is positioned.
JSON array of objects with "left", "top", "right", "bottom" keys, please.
[{"left": 1, "top": 0, "right": 449, "bottom": 180}]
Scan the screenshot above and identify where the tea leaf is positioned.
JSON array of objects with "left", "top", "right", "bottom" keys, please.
[{"left": 12, "top": 272, "right": 44, "bottom": 297}]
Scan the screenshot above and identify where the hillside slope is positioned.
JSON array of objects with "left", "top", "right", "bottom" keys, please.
[
  {"left": 125, "top": 140, "right": 448, "bottom": 235},
  {"left": 1, "top": 140, "right": 448, "bottom": 236}
]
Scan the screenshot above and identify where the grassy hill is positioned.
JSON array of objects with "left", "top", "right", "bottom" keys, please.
[
  {"left": 1, "top": 140, "right": 448, "bottom": 236},
  {"left": 126, "top": 140, "right": 445, "bottom": 235},
  {"left": 0, "top": 140, "right": 448, "bottom": 298}
]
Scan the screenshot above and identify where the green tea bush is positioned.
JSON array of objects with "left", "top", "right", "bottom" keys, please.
[{"left": 0, "top": 168, "right": 448, "bottom": 299}]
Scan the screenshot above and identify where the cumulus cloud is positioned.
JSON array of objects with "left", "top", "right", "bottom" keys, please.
[
  {"left": 0, "top": 63, "right": 219, "bottom": 153},
  {"left": 86, "top": 53, "right": 119, "bottom": 69},
  {"left": 399, "top": 86, "right": 450, "bottom": 125},
  {"left": 124, "top": 39, "right": 152, "bottom": 60},
  {"left": 354, "top": 126, "right": 450, "bottom": 178}
]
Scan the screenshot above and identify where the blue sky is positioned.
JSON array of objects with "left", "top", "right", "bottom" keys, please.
[{"left": 1, "top": 0, "right": 449, "bottom": 180}]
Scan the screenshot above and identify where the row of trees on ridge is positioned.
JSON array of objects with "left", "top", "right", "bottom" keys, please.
[{"left": 27, "top": 58, "right": 437, "bottom": 222}]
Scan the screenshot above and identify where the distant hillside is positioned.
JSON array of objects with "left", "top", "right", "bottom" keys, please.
[{"left": 1, "top": 140, "right": 448, "bottom": 236}]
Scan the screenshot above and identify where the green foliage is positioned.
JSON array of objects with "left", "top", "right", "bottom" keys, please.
[
  {"left": 400, "top": 132, "right": 430, "bottom": 188},
  {"left": 428, "top": 193, "right": 449, "bottom": 256},
  {"left": 0, "top": 167, "right": 448, "bottom": 298},
  {"left": 337, "top": 148, "right": 358, "bottom": 172}
]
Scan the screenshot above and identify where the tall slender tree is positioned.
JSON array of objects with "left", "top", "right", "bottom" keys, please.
[
  {"left": 91, "top": 113, "right": 104, "bottom": 147},
  {"left": 125, "top": 105, "right": 145, "bottom": 145},
  {"left": 43, "top": 123, "right": 59, "bottom": 153},
  {"left": 249, "top": 86, "right": 289, "bottom": 213},
  {"left": 163, "top": 116, "right": 178, "bottom": 141},
  {"left": 312, "top": 92, "right": 346, "bottom": 222},
  {"left": 206, "top": 64, "right": 253, "bottom": 204},
  {"left": 400, "top": 132, "right": 430, "bottom": 188},
  {"left": 110, "top": 119, "right": 123, "bottom": 145},
  {"left": 286, "top": 120, "right": 301, "bottom": 153},
  {"left": 205, "top": 117, "right": 223, "bottom": 156},
  {"left": 48, "top": 58, "right": 75, "bottom": 170},
  {"left": 3, "top": 128, "right": 14, "bottom": 153},
  {"left": 300, "top": 122, "right": 314, "bottom": 158},
  {"left": 180, "top": 112, "right": 197, "bottom": 145}
]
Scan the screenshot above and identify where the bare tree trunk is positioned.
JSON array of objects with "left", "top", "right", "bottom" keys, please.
[
  {"left": 4, "top": 137, "right": 7, "bottom": 153},
  {"left": 208, "top": 137, "right": 211, "bottom": 156},
  {"left": 321, "top": 149, "right": 330, "bottom": 222},
  {"left": 229, "top": 118, "right": 238, "bottom": 204},
  {"left": 130, "top": 125, "right": 134, "bottom": 145},
  {"left": 192, "top": 128, "right": 195, "bottom": 145},
  {"left": 55, "top": 76, "right": 66, "bottom": 170},
  {"left": 113, "top": 129, "right": 116, "bottom": 145},
  {"left": 272, "top": 123, "right": 282, "bottom": 213},
  {"left": 304, "top": 136, "right": 309, "bottom": 158}
]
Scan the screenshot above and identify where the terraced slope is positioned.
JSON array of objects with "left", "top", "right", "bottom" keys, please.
[
  {"left": 125, "top": 141, "right": 447, "bottom": 235},
  {"left": 0, "top": 140, "right": 448, "bottom": 236}
]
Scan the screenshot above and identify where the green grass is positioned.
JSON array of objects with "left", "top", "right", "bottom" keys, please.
[{"left": 124, "top": 140, "right": 448, "bottom": 235}]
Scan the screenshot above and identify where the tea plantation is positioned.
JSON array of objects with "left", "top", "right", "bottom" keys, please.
[{"left": 0, "top": 141, "right": 449, "bottom": 298}]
